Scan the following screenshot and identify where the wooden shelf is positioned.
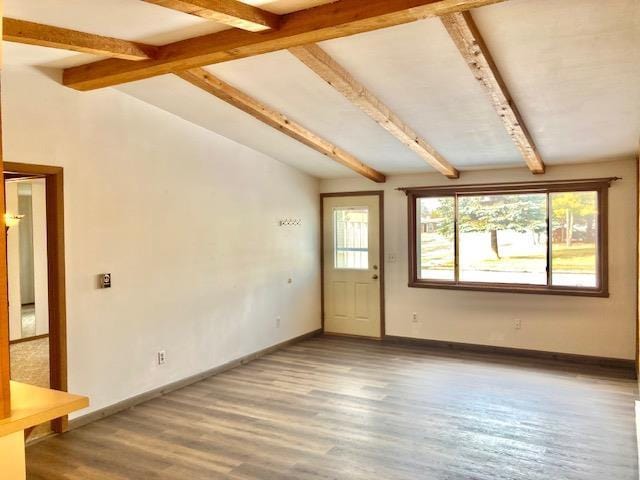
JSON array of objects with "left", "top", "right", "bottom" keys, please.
[{"left": 0, "top": 381, "right": 88, "bottom": 437}]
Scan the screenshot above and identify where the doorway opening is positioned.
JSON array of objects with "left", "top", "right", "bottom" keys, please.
[
  {"left": 4, "top": 162, "right": 67, "bottom": 437},
  {"left": 321, "top": 192, "right": 385, "bottom": 339}
]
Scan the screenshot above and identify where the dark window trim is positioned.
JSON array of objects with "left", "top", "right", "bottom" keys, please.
[{"left": 403, "top": 178, "right": 618, "bottom": 297}]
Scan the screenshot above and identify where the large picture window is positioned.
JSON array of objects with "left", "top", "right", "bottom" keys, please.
[{"left": 405, "top": 178, "right": 613, "bottom": 296}]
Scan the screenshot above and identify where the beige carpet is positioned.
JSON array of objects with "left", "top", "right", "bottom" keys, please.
[
  {"left": 10, "top": 336, "right": 50, "bottom": 387},
  {"left": 11, "top": 336, "right": 52, "bottom": 440}
]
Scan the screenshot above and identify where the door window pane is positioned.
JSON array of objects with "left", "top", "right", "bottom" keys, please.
[
  {"left": 458, "top": 193, "right": 547, "bottom": 284},
  {"left": 334, "top": 207, "right": 368, "bottom": 269},
  {"left": 550, "top": 191, "right": 598, "bottom": 287},
  {"left": 418, "top": 197, "right": 455, "bottom": 281}
]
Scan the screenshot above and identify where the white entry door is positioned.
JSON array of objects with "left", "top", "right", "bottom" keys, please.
[{"left": 323, "top": 194, "right": 382, "bottom": 338}]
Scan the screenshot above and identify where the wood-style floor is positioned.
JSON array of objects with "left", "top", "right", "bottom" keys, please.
[{"left": 26, "top": 336, "right": 639, "bottom": 479}]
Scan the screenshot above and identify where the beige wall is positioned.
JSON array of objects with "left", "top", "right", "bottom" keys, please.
[
  {"left": 30, "top": 180, "right": 50, "bottom": 337},
  {"left": 3, "top": 66, "right": 322, "bottom": 416},
  {"left": 322, "top": 159, "right": 638, "bottom": 360},
  {"left": 6, "top": 182, "right": 21, "bottom": 341}
]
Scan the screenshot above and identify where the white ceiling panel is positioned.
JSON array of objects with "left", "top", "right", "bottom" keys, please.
[
  {"left": 205, "top": 50, "right": 437, "bottom": 175},
  {"left": 316, "top": 18, "right": 523, "bottom": 169},
  {"left": 117, "top": 74, "right": 355, "bottom": 179},
  {"left": 472, "top": 0, "right": 640, "bottom": 164},
  {"left": 243, "top": 0, "right": 335, "bottom": 14},
  {"left": 4, "top": 42, "right": 95, "bottom": 68},
  {"left": 4, "top": 0, "right": 226, "bottom": 45}
]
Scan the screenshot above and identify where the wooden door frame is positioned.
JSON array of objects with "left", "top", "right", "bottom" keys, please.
[
  {"left": 3, "top": 162, "right": 68, "bottom": 433},
  {"left": 320, "top": 191, "right": 385, "bottom": 339}
]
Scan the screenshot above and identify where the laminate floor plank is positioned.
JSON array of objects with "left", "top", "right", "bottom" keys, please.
[{"left": 26, "top": 336, "right": 639, "bottom": 479}]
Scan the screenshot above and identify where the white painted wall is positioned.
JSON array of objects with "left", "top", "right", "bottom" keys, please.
[
  {"left": 18, "top": 183, "right": 35, "bottom": 305},
  {"left": 31, "top": 179, "right": 50, "bottom": 336},
  {"left": 6, "top": 182, "right": 21, "bottom": 341},
  {"left": 2, "top": 66, "right": 321, "bottom": 416},
  {"left": 322, "top": 159, "right": 638, "bottom": 360}
]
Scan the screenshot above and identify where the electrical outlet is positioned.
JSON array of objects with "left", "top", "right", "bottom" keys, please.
[
  {"left": 157, "top": 350, "right": 167, "bottom": 365},
  {"left": 387, "top": 253, "right": 397, "bottom": 263},
  {"left": 514, "top": 319, "right": 522, "bottom": 330},
  {"left": 276, "top": 317, "right": 281, "bottom": 328},
  {"left": 410, "top": 314, "right": 421, "bottom": 335}
]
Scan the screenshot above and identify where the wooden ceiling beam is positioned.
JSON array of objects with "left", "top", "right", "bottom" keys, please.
[
  {"left": 441, "top": 11, "right": 545, "bottom": 174},
  {"left": 63, "top": 0, "right": 505, "bottom": 91},
  {"left": 177, "top": 68, "right": 386, "bottom": 182},
  {"left": 142, "top": 0, "right": 280, "bottom": 32},
  {"left": 3, "top": 18, "right": 157, "bottom": 61},
  {"left": 290, "top": 44, "right": 459, "bottom": 179}
]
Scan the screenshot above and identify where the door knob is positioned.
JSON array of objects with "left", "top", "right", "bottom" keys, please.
[{"left": 372, "top": 274, "right": 379, "bottom": 280}]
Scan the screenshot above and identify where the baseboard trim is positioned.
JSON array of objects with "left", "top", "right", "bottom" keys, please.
[
  {"left": 68, "top": 328, "right": 323, "bottom": 430},
  {"left": 10, "top": 333, "right": 49, "bottom": 345},
  {"left": 383, "top": 335, "right": 636, "bottom": 373},
  {"left": 323, "top": 332, "right": 382, "bottom": 341}
]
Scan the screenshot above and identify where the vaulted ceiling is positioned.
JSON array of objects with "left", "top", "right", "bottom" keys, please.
[{"left": 4, "top": 0, "right": 640, "bottom": 180}]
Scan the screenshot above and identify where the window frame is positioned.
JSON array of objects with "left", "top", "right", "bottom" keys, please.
[
  {"left": 405, "top": 179, "right": 613, "bottom": 297},
  {"left": 333, "top": 205, "right": 370, "bottom": 270}
]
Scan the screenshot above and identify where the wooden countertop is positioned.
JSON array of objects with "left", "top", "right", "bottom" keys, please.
[{"left": 0, "top": 381, "right": 89, "bottom": 437}]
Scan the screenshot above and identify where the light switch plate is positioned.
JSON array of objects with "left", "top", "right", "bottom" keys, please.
[{"left": 99, "top": 273, "right": 112, "bottom": 289}]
